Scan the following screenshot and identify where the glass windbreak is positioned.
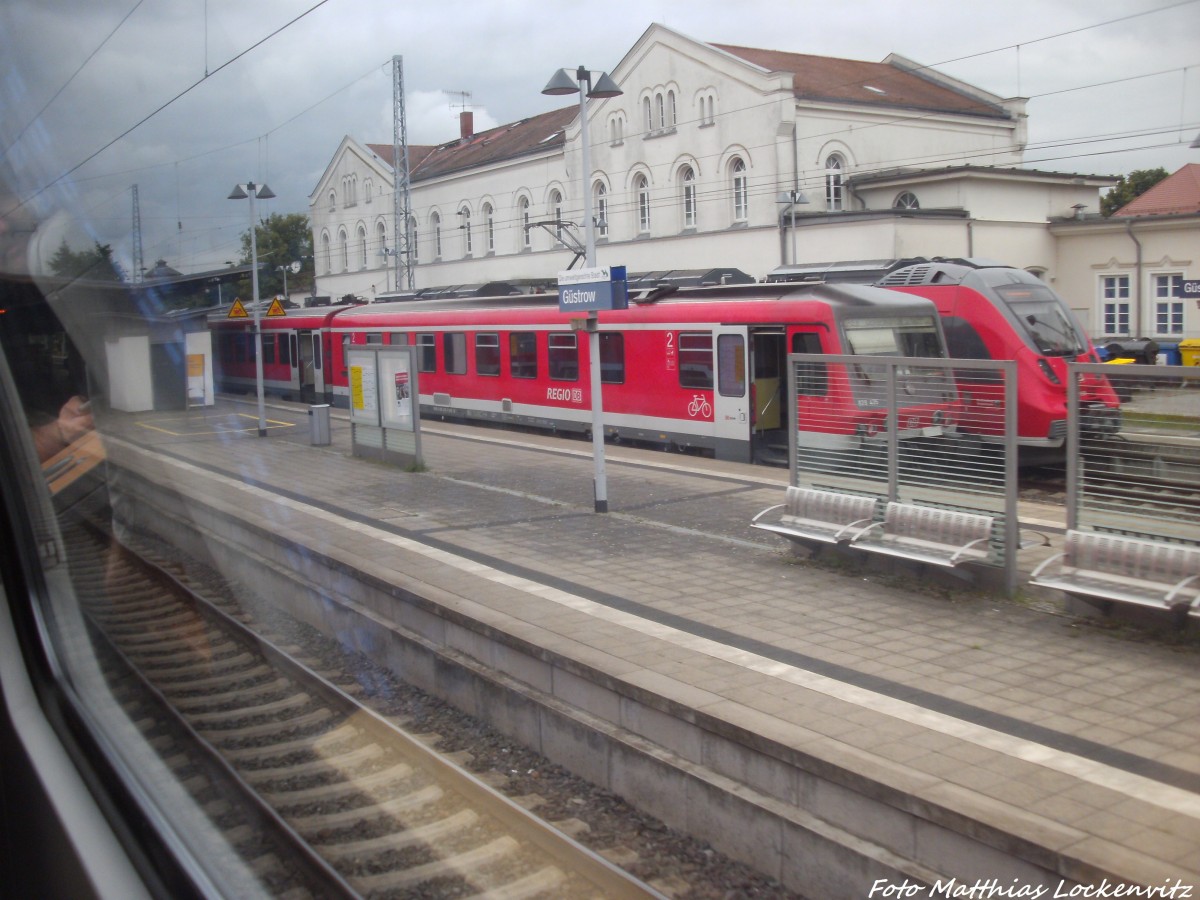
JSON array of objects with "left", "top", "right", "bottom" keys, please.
[{"left": 993, "top": 283, "right": 1087, "bottom": 356}]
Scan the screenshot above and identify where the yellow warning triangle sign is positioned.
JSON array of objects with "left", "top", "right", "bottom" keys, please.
[
  {"left": 227, "top": 298, "right": 249, "bottom": 319},
  {"left": 266, "top": 298, "right": 287, "bottom": 317}
]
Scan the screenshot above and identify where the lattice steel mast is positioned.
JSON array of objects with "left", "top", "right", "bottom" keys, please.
[{"left": 392, "top": 55, "right": 413, "bottom": 291}]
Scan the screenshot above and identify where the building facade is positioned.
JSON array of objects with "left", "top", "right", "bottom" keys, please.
[{"left": 307, "top": 23, "right": 1200, "bottom": 342}]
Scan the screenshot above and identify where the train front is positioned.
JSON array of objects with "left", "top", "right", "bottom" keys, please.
[{"left": 795, "top": 285, "right": 968, "bottom": 467}]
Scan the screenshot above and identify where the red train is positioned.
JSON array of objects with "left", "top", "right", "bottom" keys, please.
[
  {"left": 211, "top": 281, "right": 965, "bottom": 464},
  {"left": 875, "top": 260, "right": 1120, "bottom": 458},
  {"left": 769, "top": 258, "right": 1122, "bottom": 459}
]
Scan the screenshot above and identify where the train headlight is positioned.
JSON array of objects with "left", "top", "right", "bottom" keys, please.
[{"left": 1037, "top": 359, "right": 1062, "bottom": 385}]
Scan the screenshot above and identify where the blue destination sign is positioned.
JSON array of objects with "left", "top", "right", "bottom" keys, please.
[
  {"left": 557, "top": 265, "right": 628, "bottom": 312},
  {"left": 1176, "top": 279, "right": 1200, "bottom": 298}
]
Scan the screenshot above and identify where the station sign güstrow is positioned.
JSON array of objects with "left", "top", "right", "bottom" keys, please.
[
  {"left": 1176, "top": 279, "right": 1200, "bottom": 299},
  {"left": 556, "top": 265, "right": 628, "bottom": 313}
]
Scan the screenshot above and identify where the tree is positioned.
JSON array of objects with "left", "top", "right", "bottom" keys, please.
[
  {"left": 1101, "top": 167, "right": 1169, "bottom": 216},
  {"left": 238, "top": 212, "right": 313, "bottom": 299},
  {"left": 47, "top": 239, "right": 124, "bottom": 281}
]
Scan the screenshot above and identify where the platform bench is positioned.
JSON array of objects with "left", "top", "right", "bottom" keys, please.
[
  {"left": 750, "top": 486, "right": 877, "bottom": 545},
  {"left": 850, "top": 502, "right": 995, "bottom": 568},
  {"left": 1030, "top": 530, "right": 1200, "bottom": 618}
]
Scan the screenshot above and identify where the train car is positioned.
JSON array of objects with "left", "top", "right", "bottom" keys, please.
[
  {"left": 327, "top": 281, "right": 964, "bottom": 464},
  {"left": 874, "top": 260, "right": 1120, "bottom": 457},
  {"left": 210, "top": 301, "right": 356, "bottom": 403}
]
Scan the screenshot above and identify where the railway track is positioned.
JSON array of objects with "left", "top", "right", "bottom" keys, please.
[{"left": 64, "top": 516, "right": 662, "bottom": 899}]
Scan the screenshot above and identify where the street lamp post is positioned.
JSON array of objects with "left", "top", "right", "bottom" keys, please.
[
  {"left": 228, "top": 180, "right": 276, "bottom": 437},
  {"left": 543, "top": 66, "right": 622, "bottom": 513}
]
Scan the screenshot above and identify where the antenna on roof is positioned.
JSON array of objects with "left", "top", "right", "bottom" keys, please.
[{"left": 446, "top": 90, "right": 472, "bottom": 112}]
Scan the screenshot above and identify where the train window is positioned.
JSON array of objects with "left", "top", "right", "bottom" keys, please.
[
  {"left": 279, "top": 334, "right": 291, "bottom": 366},
  {"left": 548, "top": 333, "right": 579, "bottom": 381},
  {"left": 844, "top": 316, "right": 941, "bottom": 358},
  {"left": 678, "top": 332, "right": 713, "bottom": 390},
  {"left": 792, "top": 332, "right": 828, "bottom": 396},
  {"left": 510, "top": 332, "right": 538, "bottom": 379},
  {"left": 417, "top": 334, "right": 436, "bottom": 372},
  {"left": 290, "top": 334, "right": 298, "bottom": 366},
  {"left": 476, "top": 333, "right": 501, "bottom": 376},
  {"left": 366, "top": 332, "right": 384, "bottom": 345},
  {"left": 717, "top": 335, "right": 745, "bottom": 398},
  {"left": 262, "top": 335, "right": 276, "bottom": 365},
  {"left": 942, "top": 317, "right": 1002, "bottom": 384},
  {"left": 599, "top": 332, "right": 625, "bottom": 384},
  {"left": 313, "top": 335, "right": 322, "bottom": 370},
  {"left": 444, "top": 333, "right": 467, "bottom": 374}
]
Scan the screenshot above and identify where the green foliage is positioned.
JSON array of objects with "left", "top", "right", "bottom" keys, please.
[
  {"left": 1101, "top": 167, "right": 1169, "bottom": 216},
  {"left": 46, "top": 239, "right": 124, "bottom": 281},
  {"left": 237, "top": 212, "right": 313, "bottom": 299}
]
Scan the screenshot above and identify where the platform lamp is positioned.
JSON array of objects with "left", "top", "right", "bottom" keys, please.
[
  {"left": 542, "top": 65, "right": 622, "bottom": 513},
  {"left": 228, "top": 181, "right": 276, "bottom": 437}
]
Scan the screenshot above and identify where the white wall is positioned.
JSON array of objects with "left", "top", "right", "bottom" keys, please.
[{"left": 105, "top": 336, "right": 153, "bottom": 412}]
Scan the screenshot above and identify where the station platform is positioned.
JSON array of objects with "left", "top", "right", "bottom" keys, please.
[{"left": 97, "top": 398, "right": 1200, "bottom": 898}]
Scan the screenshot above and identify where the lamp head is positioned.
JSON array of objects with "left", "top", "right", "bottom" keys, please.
[
  {"left": 228, "top": 185, "right": 249, "bottom": 200},
  {"left": 587, "top": 72, "right": 622, "bottom": 99},
  {"left": 255, "top": 183, "right": 276, "bottom": 200},
  {"left": 542, "top": 68, "right": 580, "bottom": 96}
]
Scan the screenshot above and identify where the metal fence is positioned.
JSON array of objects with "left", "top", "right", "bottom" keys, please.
[
  {"left": 788, "top": 353, "right": 1021, "bottom": 594},
  {"left": 1067, "top": 362, "right": 1200, "bottom": 543}
]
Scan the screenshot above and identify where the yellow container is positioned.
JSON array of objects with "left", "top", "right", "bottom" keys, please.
[{"left": 1179, "top": 339, "right": 1200, "bottom": 367}]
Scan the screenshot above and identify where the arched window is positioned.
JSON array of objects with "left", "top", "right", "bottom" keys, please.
[
  {"left": 358, "top": 224, "right": 368, "bottom": 269},
  {"left": 893, "top": 191, "right": 919, "bottom": 210},
  {"left": 518, "top": 196, "right": 531, "bottom": 249},
  {"left": 550, "top": 189, "right": 563, "bottom": 241},
  {"left": 406, "top": 216, "right": 418, "bottom": 264},
  {"left": 459, "top": 207, "right": 472, "bottom": 256},
  {"left": 825, "top": 154, "right": 845, "bottom": 211},
  {"left": 707, "top": 95, "right": 715, "bottom": 125},
  {"left": 375, "top": 221, "right": 387, "bottom": 265},
  {"left": 328, "top": 190, "right": 336, "bottom": 211},
  {"left": 483, "top": 203, "right": 494, "bottom": 253},
  {"left": 365, "top": 178, "right": 373, "bottom": 203},
  {"left": 655, "top": 93, "right": 665, "bottom": 130},
  {"left": 338, "top": 227, "right": 349, "bottom": 272},
  {"left": 431, "top": 212, "right": 442, "bottom": 259},
  {"left": 593, "top": 182, "right": 608, "bottom": 238},
  {"left": 321, "top": 232, "right": 331, "bottom": 274},
  {"left": 731, "top": 158, "right": 748, "bottom": 222},
  {"left": 668, "top": 90, "right": 676, "bottom": 127},
  {"left": 680, "top": 166, "right": 696, "bottom": 229},
  {"left": 635, "top": 175, "right": 650, "bottom": 233},
  {"left": 643, "top": 97, "right": 652, "bottom": 133}
]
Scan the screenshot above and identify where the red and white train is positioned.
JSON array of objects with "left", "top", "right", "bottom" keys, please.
[
  {"left": 211, "top": 281, "right": 964, "bottom": 464},
  {"left": 770, "top": 258, "right": 1122, "bottom": 458}
]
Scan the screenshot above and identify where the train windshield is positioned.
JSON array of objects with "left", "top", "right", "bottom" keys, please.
[
  {"left": 842, "top": 316, "right": 943, "bottom": 358},
  {"left": 992, "top": 283, "right": 1086, "bottom": 356}
]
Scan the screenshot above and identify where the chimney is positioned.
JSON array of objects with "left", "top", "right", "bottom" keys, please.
[{"left": 460, "top": 110, "right": 474, "bottom": 139}]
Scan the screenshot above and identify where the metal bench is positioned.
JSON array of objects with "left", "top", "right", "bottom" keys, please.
[
  {"left": 750, "top": 486, "right": 877, "bottom": 545},
  {"left": 850, "top": 502, "right": 995, "bottom": 568},
  {"left": 1031, "top": 530, "right": 1200, "bottom": 619}
]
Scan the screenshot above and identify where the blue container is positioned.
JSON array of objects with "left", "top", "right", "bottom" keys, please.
[
  {"left": 1094, "top": 345, "right": 1111, "bottom": 362},
  {"left": 1157, "top": 342, "right": 1180, "bottom": 366}
]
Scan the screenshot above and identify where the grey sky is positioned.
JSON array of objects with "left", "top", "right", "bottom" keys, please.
[{"left": 3, "top": 0, "right": 1197, "bottom": 276}]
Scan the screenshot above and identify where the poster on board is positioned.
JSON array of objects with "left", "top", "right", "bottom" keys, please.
[{"left": 379, "top": 351, "right": 415, "bottom": 431}]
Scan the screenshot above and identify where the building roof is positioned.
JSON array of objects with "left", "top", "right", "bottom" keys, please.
[
  {"left": 713, "top": 44, "right": 1010, "bottom": 119},
  {"left": 369, "top": 106, "right": 578, "bottom": 184},
  {"left": 1114, "top": 164, "right": 1200, "bottom": 217}
]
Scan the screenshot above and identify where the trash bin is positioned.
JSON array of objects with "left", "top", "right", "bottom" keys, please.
[
  {"left": 1156, "top": 342, "right": 1180, "bottom": 366},
  {"left": 309, "top": 404, "right": 331, "bottom": 446},
  {"left": 1180, "top": 339, "right": 1200, "bottom": 367}
]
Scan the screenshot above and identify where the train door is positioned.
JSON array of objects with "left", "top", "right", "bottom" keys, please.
[
  {"left": 750, "top": 330, "right": 787, "bottom": 461},
  {"left": 297, "top": 330, "right": 324, "bottom": 401},
  {"left": 712, "top": 326, "right": 751, "bottom": 462}
]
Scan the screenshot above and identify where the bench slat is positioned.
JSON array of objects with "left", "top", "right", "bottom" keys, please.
[
  {"left": 852, "top": 502, "right": 995, "bottom": 568},
  {"left": 751, "top": 487, "right": 878, "bottom": 546}
]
